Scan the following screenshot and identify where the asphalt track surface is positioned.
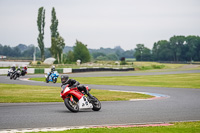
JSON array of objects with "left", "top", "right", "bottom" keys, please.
[{"left": 0, "top": 70, "right": 200, "bottom": 131}]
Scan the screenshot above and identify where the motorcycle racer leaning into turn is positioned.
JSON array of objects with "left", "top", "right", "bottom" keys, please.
[{"left": 61, "top": 75, "right": 96, "bottom": 101}]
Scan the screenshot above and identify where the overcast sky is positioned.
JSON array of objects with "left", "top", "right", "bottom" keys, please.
[{"left": 0, "top": 0, "right": 200, "bottom": 50}]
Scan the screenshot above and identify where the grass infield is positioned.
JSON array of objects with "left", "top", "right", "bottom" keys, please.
[
  {"left": 27, "top": 121, "right": 200, "bottom": 133},
  {"left": 30, "top": 73, "right": 200, "bottom": 89},
  {"left": 0, "top": 83, "right": 152, "bottom": 103}
]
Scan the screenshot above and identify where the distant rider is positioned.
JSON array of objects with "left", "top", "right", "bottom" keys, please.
[
  {"left": 23, "top": 65, "right": 27, "bottom": 73},
  {"left": 17, "top": 66, "right": 21, "bottom": 71},
  {"left": 47, "top": 66, "right": 56, "bottom": 79},
  {"left": 8, "top": 64, "right": 16, "bottom": 76},
  {"left": 16, "top": 66, "right": 21, "bottom": 76},
  {"left": 61, "top": 75, "right": 96, "bottom": 101},
  {"left": 11, "top": 64, "right": 16, "bottom": 71}
]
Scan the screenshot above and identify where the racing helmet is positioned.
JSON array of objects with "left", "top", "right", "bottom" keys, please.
[{"left": 61, "top": 75, "right": 69, "bottom": 84}]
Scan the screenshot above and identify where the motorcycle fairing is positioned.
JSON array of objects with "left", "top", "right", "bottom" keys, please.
[
  {"left": 78, "top": 96, "right": 93, "bottom": 109},
  {"left": 62, "top": 87, "right": 83, "bottom": 100}
]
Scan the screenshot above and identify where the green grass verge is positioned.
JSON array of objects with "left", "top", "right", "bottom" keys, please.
[
  {"left": 30, "top": 73, "right": 200, "bottom": 89},
  {"left": 0, "top": 83, "right": 152, "bottom": 103},
  {"left": 27, "top": 121, "right": 200, "bottom": 133}
]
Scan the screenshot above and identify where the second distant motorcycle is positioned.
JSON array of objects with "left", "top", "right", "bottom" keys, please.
[
  {"left": 45, "top": 71, "right": 59, "bottom": 83},
  {"left": 10, "top": 69, "right": 21, "bottom": 80}
]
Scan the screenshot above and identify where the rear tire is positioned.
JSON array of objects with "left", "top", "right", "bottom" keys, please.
[
  {"left": 92, "top": 96, "right": 101, "bottom": 111},
  {"left": 64, "top": 97, "right": 79, "bottom": 112}
]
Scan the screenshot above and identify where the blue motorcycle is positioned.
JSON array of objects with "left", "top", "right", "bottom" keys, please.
[{"left": 45, "top": 71, "right": 59, "bottom": 83}]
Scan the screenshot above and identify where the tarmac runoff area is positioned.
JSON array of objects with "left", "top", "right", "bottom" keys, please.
[
  {"left": 1, "top": 70, "right": 200, "bottom": 132},
  {"left": 0, "top": 87, "right": 171, "bottom": 133}
]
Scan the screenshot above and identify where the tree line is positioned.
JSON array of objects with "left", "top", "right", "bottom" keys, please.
[
  {"left": 134, "top": 35, "right": 200, "bottom": 62},
  {"left": 0, "top": 44, "right": 51, "bottom": 60},
  {"left": 0, "top": 43, "right": 134, "bottom": 63}
]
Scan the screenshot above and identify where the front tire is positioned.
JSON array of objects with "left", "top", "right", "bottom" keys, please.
[
  {"left": 13, "top": 74, "right": 17, "bottom": 80},
  {"left": 53, "top": 78, "right": 57, "bottom": 83},
  {"left": 46, "top": 78, "right": 49, "bottom": 83},
  {"left": 64, "top": 97, "right": 79, "bottom": 112},
  {"left": 92, "top": 96, "right": 101, "bottom": 111}
]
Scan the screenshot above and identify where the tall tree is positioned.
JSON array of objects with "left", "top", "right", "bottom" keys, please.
[
  {"left": 134, "top": 44, "right": 152, "bottom": 61},
  {"left": 37, "top": 7, "right": 45, "bottom": 61},
  {"left": 65, "top": 50, "right": 74, "bottom": 63},
  {"left": 50, "top": 7, "right": 65, "bottom": 63},
  {"left": 185, "top": 36, "right": 198, "bottom": 61},
  {"left": 169, "top": 35, "right": 185, "bottom": 61},
  {"left": 152, "top": 42, "right": 159, "bottom": 61},
  {"left": 50, "top": 7, "right": 58, "bottom": 59},
  {"left": 50, "top": 7, "right": 59, "bottom": 38},
  {"left": 152, "top": 40, "right": 173, "bottom": 61},
  {"left": 134, "top": 44, "right": 145, "bottom": 61},
  {"left": 73, "top": 40, "right": 91, "bottom": 63},
  {"left": 51, "top": 36, "right": 65, "bottom": 63}
]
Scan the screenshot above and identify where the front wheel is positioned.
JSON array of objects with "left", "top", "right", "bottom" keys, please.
[
  {"left": 13, "top": 74, "right": 17, "bottom": 80},
  {"left": 53, "top": 78, "right": 57, "bottom": 83},
  {"left": 64, "top": 97, "right": 79, "bottom": 112},
  {"left": 46, "top": 78, "right": 49, "bottom": 83},
  {"left": 91, "top": 96, "right": 101, "bottom": 111}
]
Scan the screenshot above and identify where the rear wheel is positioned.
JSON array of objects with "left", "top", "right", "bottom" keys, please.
[
  {"left": 91, "top": 96, "right": 101, "bottom": 111},
  {"left": 21, "top": 71, "right": 25, "bottom": 76},
  {"left": 64, "top": 96, "right": 79, "bottom": 112}
]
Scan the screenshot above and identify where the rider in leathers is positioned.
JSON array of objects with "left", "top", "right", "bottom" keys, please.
[
  {"left": 11, "top": 64, "right": 16, "bottom": 71},
  {"left": 47, "top": 66, "right": 55, "bottom": 79},
  {"left": 61, "top": 75, "right": 95, "bottom": 101}
]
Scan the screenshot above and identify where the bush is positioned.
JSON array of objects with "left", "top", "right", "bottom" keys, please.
[
  {"left": 138, "top": 66, "right": 152, "bottom": 70},
  {"left": 120, "top": 61, "right": 127, "bottom": 65},
  {"left": 37, "top": 61, "right": 41, "bottom": 65},
  {"left": 56, "top": 68, "right": 63, "bottom": 74},
  {"left": 35, "top": 68, "right": 44, "bottom": 74},
  {"left": 152, "top": 65, "right": 165, "bottom": 69},
  {"left": 54, "top": 60, "right": 58, "bottom": 64},
  {"left": 137, "top": 65, "right": 165, "bottom": 70}
]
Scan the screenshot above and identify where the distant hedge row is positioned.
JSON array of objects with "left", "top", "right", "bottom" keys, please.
[
  {"left": 35, "top": 68, "right": 64, "bottom": 74},
  {"left": 34, "top": 68, "right": 134, "bottom": 74}
]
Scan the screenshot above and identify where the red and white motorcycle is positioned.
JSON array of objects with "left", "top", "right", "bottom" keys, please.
[{"left": 60, "top": 84, "right": 101, "bottom": 112}]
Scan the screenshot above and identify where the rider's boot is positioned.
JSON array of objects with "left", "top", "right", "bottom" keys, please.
[
  {"left": 85, "top": 89, "right": 97, "bottom": 102},
  {"left": 47, "top": 72, "right": 51, "bottom": 80}
]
